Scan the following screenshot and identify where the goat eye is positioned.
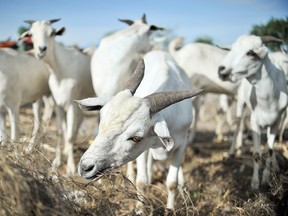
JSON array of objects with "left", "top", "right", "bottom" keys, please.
[
  {"left": 128, "top": 136, "right": 143, "bottom": 142},
  {"left": 247, "top": 50, "right": 257, "bottom": 57}
]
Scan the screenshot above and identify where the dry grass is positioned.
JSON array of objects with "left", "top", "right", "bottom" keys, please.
[{"left": 0, "top": 96, "right": 288, "bottom": 215}]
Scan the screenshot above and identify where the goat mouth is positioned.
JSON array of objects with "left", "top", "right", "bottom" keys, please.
[
  {"left": 231, "top": 71, "right": 248, "bottom": 81},
  {"left": 37, "top": 53, "right": 45, "bottom": 60},
  {"left": 219, "top": 73, "right": 230, "bottom": 81},
  {"left": 84, "top": 166, "right": 114, "bottom": 181}
]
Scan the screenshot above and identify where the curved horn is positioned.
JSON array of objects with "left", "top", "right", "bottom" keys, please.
[
  {"left": 118, "top": 19, "right": 134, "bottom": 26},
  {"left": 260, "top": 36, "right": 283, "bottom": 43},
  {"left": 24, "top": 20, "right": 36, "bottom": 25},
  {"left": 49, "top": 18, "right": 61, "bottom": 24},
  {"left": 145, "top": 89, "right": 205, "bottom": 114},
  {"left": 142, "top": 14, "right": 147, "bottom": 24},
  {"left": 123, "top": 59, "right": 145, "bottom": 95}
]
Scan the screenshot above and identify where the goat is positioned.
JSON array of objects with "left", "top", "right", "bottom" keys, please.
[
  {"left": 90, "top": 14, "right": 164, "bottom": 182},
  {"left": 169, "top": 38, "right": 239, "bottom": 142},
  {"left": 76, "top": 50, "right": 203, "bottom": 210},
  {"left": 218, "top": 35, "right": 288, "bottom": 189},
  {"left": 0, "top": 48, "right": 50, "bottom": 152},
  {"left": 228, "top": 49, "right": 288, "bottom": 157},
  {"left": 20, "top": 19, "right": 95, "bottom": 176},
  {"left": 91, "top": 14, "right": 164, "bottom": 97}
]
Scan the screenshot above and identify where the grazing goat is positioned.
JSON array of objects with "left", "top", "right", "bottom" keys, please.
[
  {"left": 76, "top": 50, "right": 203, "bottom": 209},
  {"left": 218, "top": 35, "right": 288, "bottom": 189},
  {"left": 90, "top": 14, "right": 164, "bottom": 182},
  {"left": 20, "top": 19, "right": 95, "bottom": 175},
  {"left": 0, "top": 48, "right": 50, "bottom": 151}
]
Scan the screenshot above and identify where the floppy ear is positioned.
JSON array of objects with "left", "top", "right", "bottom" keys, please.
[
  {"left": 18, "top": 31, "right": 31, "bottom": 41},
  {"left": 154, "top": 120, "right": 174, "bottom": 151},
  {"left": 74, "top": 97, "right": 112, "bottom": 111}
]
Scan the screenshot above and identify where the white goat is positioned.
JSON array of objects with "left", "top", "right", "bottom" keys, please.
[
  {"left": 169, "top": 38, "right": 238, "bottom": 142},
  {"left": 0, "top": 48, "right": 50, "bottom": 151},
  {"left": 228, "top": 50, "right": 288, "bottom": 157},
  {"left": 90, "top": 14, "right": 164, "bottom": 182},
  {"left": 91, "top": 14, "right": 164, "bottom": 97},
  {"left": 218, "top": 35, "right": 288, "bottom": 189},
  {"left": 20, "top": 19, "right": 95, "bottom": 175},
  {"left": 76, "top": 50, "right": 203, "bottom": 210}
]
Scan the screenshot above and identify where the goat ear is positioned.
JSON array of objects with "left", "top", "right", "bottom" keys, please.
[
  {"left": 74, "top": 97, "right": 112, "bottom": 111},
  {"left": 154, "top": 120, "right": 174, "bottom": 151},
  {"left": 18, "top": 31, "right": 31, "bottom": 41},
  {"left": 52, "top": 27, "right": 65, "bottom": 36},
  {"left": 118, "top": 19, "right": 134, "bottom": 26}
]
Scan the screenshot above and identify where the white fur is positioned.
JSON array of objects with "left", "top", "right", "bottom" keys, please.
[
  {"left": 269, "top": 51, "right": 288, "bottom": 78},
  {"left": 169, "top": 38, "right": 239, "bottom": 142},
  {"left": 77, "top": 51, "right": 195, "bottom": 209},
  {"left": 218, "top": 35, "right": 288, "bottom": 189},
  {"left": 91, "top": 17, "right": 155, "bottom": 97},
  {"left": 22, "top": 20, "right": 95, "bottom": 175},
  {"left": 229, "top": 50, "right": 288, "bottom": 156},
  {"left": 0, "top": 48, "right": 50, "bottom": 149}
]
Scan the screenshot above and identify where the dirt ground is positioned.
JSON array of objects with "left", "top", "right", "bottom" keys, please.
[{"left": 1, "top": 94, "right": 288, "bottom": 216}]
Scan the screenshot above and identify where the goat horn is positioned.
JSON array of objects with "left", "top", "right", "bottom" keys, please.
[
  {"left": 24, "top": 20, "right": 36, "bottom": 25},
  {"left": 118, "top": 19, "right": 134, "bottom": 26},
  {"left": 142, "top": 14, "right": 147, "bottom": 24},
  {"left": 49, "top": 18, "right": 61, "bottom": 24},
  {"left": 145, "top": 89, "right": 205, "bottom": 114},
  {"left": 261, "top": 36, "right": 283, "bottom": 43},
  {"left": 123, "top": 59, "right": 145, "bottom": 95}
]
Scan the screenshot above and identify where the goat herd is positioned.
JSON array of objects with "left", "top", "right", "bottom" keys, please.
[{"left": 0, "top": 14, "right": 288, "bottom": 211}]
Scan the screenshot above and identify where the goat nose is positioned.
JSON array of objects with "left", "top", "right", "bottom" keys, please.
[
  {"left": 78, "top": 159, "right": 96, "bottom": 177},
  {"left": 218, "top": 66, "right": 230, "bottom": 81},
  {"left": 39, "top": 46, "right": 47, "bottom": 53},
  {"left": 82, "top": 163, "right": 95, "bottom": 172},
  {"left": 218, "top": 66, "right": 225, "bottom": 74}
]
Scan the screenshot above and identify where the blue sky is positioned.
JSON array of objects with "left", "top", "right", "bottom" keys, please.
[{"left": 0, "top": 0, "right": 287, "bottom": 47}]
